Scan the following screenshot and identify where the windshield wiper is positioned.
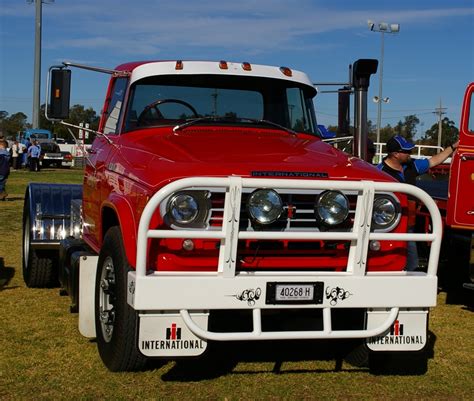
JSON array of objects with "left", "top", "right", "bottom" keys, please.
[
  {"left": 233, "top": 117, "right": 297, "bottom": 136},
  {"left": 173, "top": 116, "right": 223, "bottom": 133},
  {"left": 173, "top": 115, "right": 297, "bottom": 136}
]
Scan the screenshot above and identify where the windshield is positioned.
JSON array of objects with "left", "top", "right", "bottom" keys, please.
[
  {"left": 30, "top": 133, "right": 50, "bottom": 139},
  {"left": 124, "top": 75, "right": 317, "bottom": 135},
  {"left": 40, "top": 142, "right": 60, "bottom": 153}
]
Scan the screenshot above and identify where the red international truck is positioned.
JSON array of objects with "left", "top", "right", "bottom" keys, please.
[
  {"left": 416, "top": 83, "right": 474, "bottom": 297},
  {"left": 22, "top": 59, "right": 443, "bottom": 373}
]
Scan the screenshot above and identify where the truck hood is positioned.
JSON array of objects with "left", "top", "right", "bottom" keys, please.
[{"left": 112, "top": 127, "right": 390, "bottom": 189}]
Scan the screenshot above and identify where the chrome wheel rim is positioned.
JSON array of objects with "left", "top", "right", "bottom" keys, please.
[
  {"left": 23, "top": 215, "right": 30, "bottom": 269},
  {"left": 99, "top": 256, "right": 116, "bottom": 343}
]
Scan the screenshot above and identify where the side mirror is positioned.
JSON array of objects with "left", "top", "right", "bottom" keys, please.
[{"left": 47, "top": 68, "right": 71, "bottom": 120}]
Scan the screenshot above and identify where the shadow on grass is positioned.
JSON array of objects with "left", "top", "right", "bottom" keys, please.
[
  {"left": 158, "top": 332, "right": 436, "bottom": 382},
  {"left": 1, "top": 196, "right": 24, "bottom": 202},
  {"left": 0, "top": 257, "right": 17, "bottom": 290},
  {"left": 160, "top": 332, "right": 437, "bottom": 381},
  {"left": 160, "top": 339, "right": 350, "bottom": 381}
]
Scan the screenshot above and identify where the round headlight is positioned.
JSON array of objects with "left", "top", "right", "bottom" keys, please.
[
  {"left": 372, "top": 196, "right": 399, "bottom": 231},
  {"left": 315, "top": 190, "right": 349, "bottom": 226},
  {"left": 168, "top": 193, "right": 199, "bottom": 225},
  {"left": 248, "top": 189, "right": 283, "bottom": 225}
]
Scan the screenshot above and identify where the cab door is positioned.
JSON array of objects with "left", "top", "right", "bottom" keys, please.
[
  {"left": 447, "top": 83, "right": 474, "bottom": 228},
  {"left": 82, "top": 77, "right": 128, "bottom": 248}
]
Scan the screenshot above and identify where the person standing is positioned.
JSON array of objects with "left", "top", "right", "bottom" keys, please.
[
  {"left": 28, "top": 140, "right": 41, "bottom": 172},
  {"left": 0, "top": 139, "right": 11, "bottom": 200},
  {"left": 23, "top": 138, "right": 31, "bottom": 169},
  {"left": 377, "top": 135, "right": 459, "bottom": 270},
  {"left": 11, "top": 140, "right": 20, "bottom": 170},
  {"left": 17, "top": 140, "right": 25, "bottom": 169}
]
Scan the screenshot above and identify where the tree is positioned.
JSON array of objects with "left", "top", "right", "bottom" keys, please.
[
  {"left": 39, "top": 103, "right": 100, "bottom": 143},
  {"left": 404, "top": 115, "right": 420, "bottom": 141},
  {"left": 378, "top": 124, "right": 395, "bottom": 144},
  {"left": 367, "top": 120, "right": 376, "bottom": 137},
  {"left": 395, "top": 120, "right": 403, "bottom": 136},
  {"left": 421, "top": 117, "right": 459, "bottom": 148},
  {"left": 0, "top": 112, "right": 30, "bottom": 139},
  {"left": 393, "top": 114, "right": 420, "bottom": 141}
]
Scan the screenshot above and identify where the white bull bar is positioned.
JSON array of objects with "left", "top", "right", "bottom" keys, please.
[{"left": 128, "top": 177, "right": 442, "bottom": 341}]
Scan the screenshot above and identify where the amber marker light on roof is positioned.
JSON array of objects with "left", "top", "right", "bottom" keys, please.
[
  {"left": 241, "top": 62, "right": 252, "bottom": 71},
  {"left": 175, "top": 60, "right": 183, "bottom": 70},
  {"left": 280, "top": 66, "right": 293, "bottom": 77},
  {"left": 219, "top": 60, "right": 228, "bottom": 69}
]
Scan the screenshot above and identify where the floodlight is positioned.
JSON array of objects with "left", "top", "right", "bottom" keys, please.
[{"left": 390, "top": 24, "right": 400, "bottom": 33}]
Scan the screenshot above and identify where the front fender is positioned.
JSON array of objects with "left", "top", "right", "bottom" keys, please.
[{"left": 102, "top": 194, "right": 138, "bottom": 268}]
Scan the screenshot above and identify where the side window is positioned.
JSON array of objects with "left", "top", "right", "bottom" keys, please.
[
  {"left": 469, "top": 91, "right": 474, "bottom": 133},
  {"left": 103, "top": 78, "right": 128, "bottom": 135},
  {"left": 286, "top": 88, "right": 312, "bottom": 133}
]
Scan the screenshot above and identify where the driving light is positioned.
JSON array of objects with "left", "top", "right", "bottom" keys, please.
[
  {"left": 168, "top": 193, "right": 199, "bottom": 225},
  {"left": 248, "top": 189, "right": 283, "bottom": 225},
  {"left": 166, "top": 191, "right": 210, "bottom": 228},
  {"left": 315, "top": 191, "right": 349, "bottom": 226},
  {"left": 372, "top": 195, "right": 400, "bottom": 231}
]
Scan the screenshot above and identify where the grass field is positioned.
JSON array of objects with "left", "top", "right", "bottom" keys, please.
[{"left": 0, "top": 168, "right": 473, "bottom": 400}]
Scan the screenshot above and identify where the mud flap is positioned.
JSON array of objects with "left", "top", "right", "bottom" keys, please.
[
  {"left": 138, "top": 312, "right": 208, "bottom": 357},
  {"left": 78, "top": 255, "right": 99, "bottom": 338},
  {"left": 366, "top": 309, "right": 428, "bottom": 352}
]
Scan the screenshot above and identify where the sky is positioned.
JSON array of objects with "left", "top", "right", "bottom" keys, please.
[{"left": 0, "top": 0, "right": 473, "bottom": 138}]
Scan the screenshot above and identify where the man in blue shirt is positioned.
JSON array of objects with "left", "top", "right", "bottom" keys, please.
[
  {"left": 377, "top": 135, "right": 458, "bottom": 184},
  {"left": 377, "top": 135, "right": 459, "bottom": 270},
  {"left": 28, "top": 140, "right": 41, "bottom": 172}
]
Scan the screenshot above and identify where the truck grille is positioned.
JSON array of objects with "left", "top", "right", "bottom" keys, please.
[{"left": 208, "top": 191, "right": 356, "bottom": 232}]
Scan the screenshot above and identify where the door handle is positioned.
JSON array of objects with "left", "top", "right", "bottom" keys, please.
[{"left": 460, "top": 154, "right": 474, "bottom": 161}]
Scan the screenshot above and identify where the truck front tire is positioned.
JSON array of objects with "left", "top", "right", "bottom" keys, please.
[{"left": 95, "top": 226, "right": 147, "bottom": 372}]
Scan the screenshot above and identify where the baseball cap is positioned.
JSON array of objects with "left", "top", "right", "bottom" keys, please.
[{"left": 386, "top": 135, "right": 415, "bottom": 153}]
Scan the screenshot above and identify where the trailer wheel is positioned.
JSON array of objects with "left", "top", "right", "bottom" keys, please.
[
  {"left": 95, "top": 226, "right": 147, "bottom": 372},
  {"left": 22, "top": 197, "right": 56, "bottom": 288}
]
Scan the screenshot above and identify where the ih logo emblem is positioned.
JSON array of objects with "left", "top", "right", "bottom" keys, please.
[
  {"left": 390, "top": 320, "right": 404, "bottom": 336},
  {"left": 166, "top": 323, "right": 181, "bottom": 341}
]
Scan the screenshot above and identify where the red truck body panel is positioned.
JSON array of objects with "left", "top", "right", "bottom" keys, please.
[{"left": 447, "top": 83, "right": 474, "bottom": 229}]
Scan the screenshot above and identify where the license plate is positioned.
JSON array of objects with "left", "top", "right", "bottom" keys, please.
[{"left": 266, "top": 282, "right": 323, "bottom": 304}]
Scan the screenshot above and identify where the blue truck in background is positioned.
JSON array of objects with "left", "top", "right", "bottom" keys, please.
[{"left": 22, "top": 128, "right": 53, "bottom": 141}]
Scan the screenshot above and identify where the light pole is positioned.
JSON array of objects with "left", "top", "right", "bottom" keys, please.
[
  {"left": 368, "top": 20, "right": 400, "bottom": 145},
  {"left": 28, "top": 0, "right": 54, "bottom": 129}
]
